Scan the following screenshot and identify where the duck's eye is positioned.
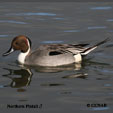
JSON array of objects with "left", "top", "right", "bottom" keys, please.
[{"left": 15, "top": 42, "right": 18, "bottom": 45}]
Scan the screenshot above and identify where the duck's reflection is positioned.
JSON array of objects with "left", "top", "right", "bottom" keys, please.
[
  {"left": 2, "top": 68, "right": 32, "bottom": 88},
  {"left": 2, "top": 62, "right": 88, "bottom": 88},
  {"left": 26, "top": 63, "right": 82, "bottom": 73},
  {"left": 62, "top": 73, "right": 88, "bottom": 79}
]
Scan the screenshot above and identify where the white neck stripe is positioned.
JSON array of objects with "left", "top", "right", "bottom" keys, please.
[{"left": 17, "top": 39, "right": 30, "bottom": 64}]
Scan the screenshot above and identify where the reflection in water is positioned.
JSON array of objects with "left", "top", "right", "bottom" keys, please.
[
  {"left": 26, "top": 63, "right": 82, "bottom": 73},
  {"left": 2, "top": 68, "right": 32, "bottom": 88},
  {"left": 41, "top": 83, "right": 64, "bottom": 87},
  {"left": 62, "top": 73, "right": 88, "bottom": 79},
  {"left": 2, "top": 58, "right": 110, "bottom": 89},
  {"left": 1, "top": 62, "right": 84, "bottom": 88}
]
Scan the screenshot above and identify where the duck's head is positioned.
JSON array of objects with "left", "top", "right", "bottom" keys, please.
[{"left": 3, "top": 35, "right": 32, "bottom": 56}]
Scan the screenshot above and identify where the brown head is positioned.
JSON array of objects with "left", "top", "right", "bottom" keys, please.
[{"left": 3, "top": 35, "right": 32, "bottom": 56}]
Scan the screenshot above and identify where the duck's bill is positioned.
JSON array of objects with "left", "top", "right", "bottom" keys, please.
[{"left": 3, "top": 47, "right": 14, "bottom": 56}]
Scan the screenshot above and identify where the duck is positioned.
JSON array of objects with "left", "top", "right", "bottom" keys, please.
[{"left": 3, "top": 35, "right": 108, "bottom": 67}]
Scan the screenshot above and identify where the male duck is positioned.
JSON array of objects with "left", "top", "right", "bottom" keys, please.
[{"left": 3, "top": 35, "right": 108, "bottom": 66}]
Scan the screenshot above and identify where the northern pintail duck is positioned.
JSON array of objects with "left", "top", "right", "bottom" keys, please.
[{"left": 3, "top": 35, "right": 108, "bottom": 66}]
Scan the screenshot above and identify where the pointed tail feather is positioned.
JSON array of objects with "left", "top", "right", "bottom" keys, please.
[{"left": 81, "top": 38, "right": 109, "bottom": 55}]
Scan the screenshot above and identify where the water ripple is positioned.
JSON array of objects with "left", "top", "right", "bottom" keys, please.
[
  {"left": 91, "top": 6, "right": 112, "bottom": 10},
  {"left": 0, "top": 20, "right": 27, "bottom": 24},
  {"left": 64, "top": 30, "right": 80, "bottom": 32},
  {"left": 6, "top": 12, "right": 56, "bottom": 16},
  {"left": 0, "top": 35, "right": 9, "bottom": 37},
  {"left": 107, "top": 19, "right": 113, "bottom": 22},
  {"left": 91, "top": 107, "right": 109, "bottom": 111},
  {"left": 88, "top": 26, "right": 107, "bottom": 30},
  {"left": 41, "top": 40, "right": 63, "bottom": 44},
  {"left": 0, "top": 85, "right": 4, "bottom": 88},
  {"left": 41, "top": 83, "right": 64, "bottom": 87},
  {"left": 104, "top": 84, "right": 112, "bottom": 87},
  {"left": 53, "top": 17, "right": 64, "bottom": 20}
]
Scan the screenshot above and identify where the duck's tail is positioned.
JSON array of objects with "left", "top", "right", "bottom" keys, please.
[{"left": 81, "top": 38, "right": 109, "bottom": 55}]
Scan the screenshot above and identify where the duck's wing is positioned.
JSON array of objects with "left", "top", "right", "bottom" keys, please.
[
  {"left": 69, "top": 43, "right": 89, "bottom": 48},
  {"left": 35, "top": 38, "right": 109, "bottom": 57},
  {"left": 30, "top": 44, "right": 69, "bottom": 57},
  {"left": 64, "top": 44, "right": 89, "bottom": 54},
  {"left": 38, "top": 44, "right": 89, "bottom": 55}
]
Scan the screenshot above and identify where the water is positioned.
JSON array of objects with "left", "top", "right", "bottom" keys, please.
[{"left": 0, "top": 2, "right": 113, "bottom": 113}]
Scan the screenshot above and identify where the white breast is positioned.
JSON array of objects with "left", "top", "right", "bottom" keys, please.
[{"left": 17, "top": 49, "right": 30, "bottom": 64}]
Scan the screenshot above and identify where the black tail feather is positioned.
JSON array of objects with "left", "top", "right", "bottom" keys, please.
[
  {"left": 93, "top": 38, "right": 109, "bottom": 47},
  {"left": 81, "top": 38, "right": 109, "bottom": 55}
]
